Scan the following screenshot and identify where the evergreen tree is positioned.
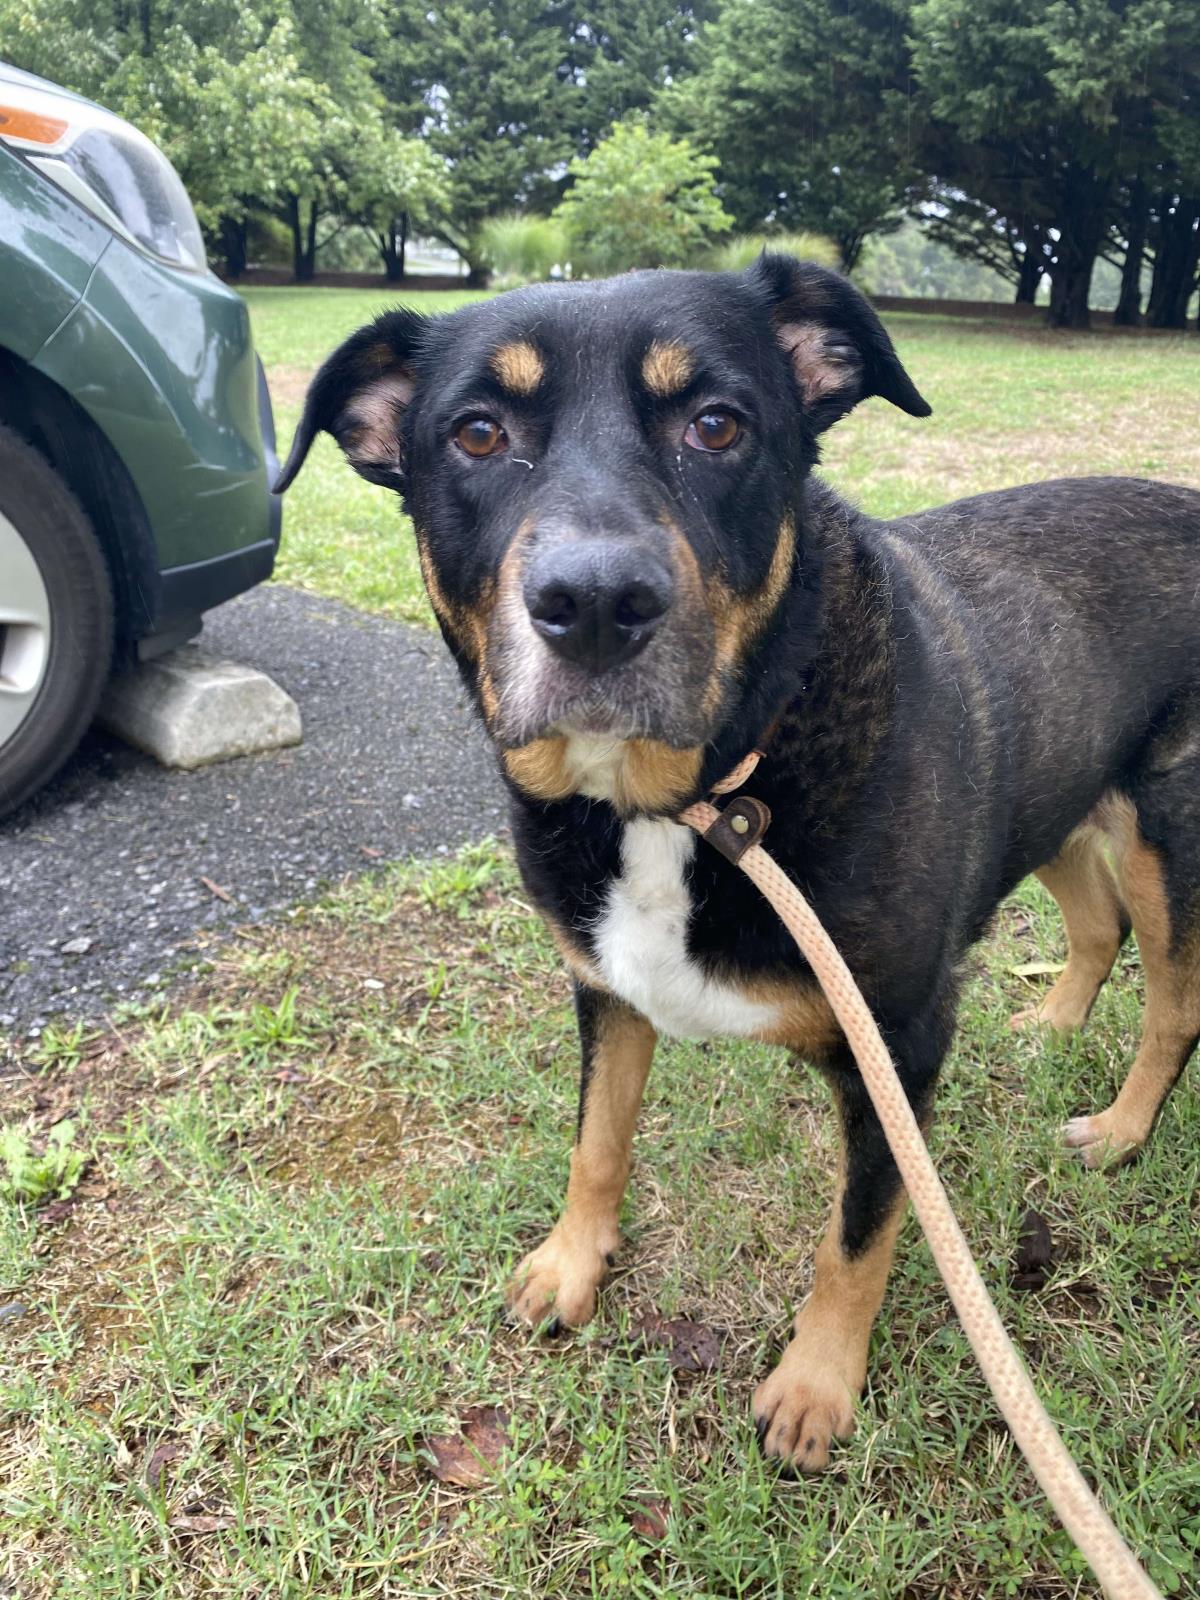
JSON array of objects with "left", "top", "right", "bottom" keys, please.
[{"left": 663, "top": 0, "right": 919, "bottom": 273}]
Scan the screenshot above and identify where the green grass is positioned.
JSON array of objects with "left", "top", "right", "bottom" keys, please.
[
  {"left": 3, "top": 844, "right": 1197, "bottom": 1597},
  {"left": 244, "top": 286, "right": 1200, "bottom": 626},
  {"left": 823, "top": 315, "right": 1200, "bottom": 520}
]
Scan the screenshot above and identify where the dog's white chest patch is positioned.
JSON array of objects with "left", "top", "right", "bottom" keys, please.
[{"left": 593, "top": 818, "right": 780, "bottom": 1041}]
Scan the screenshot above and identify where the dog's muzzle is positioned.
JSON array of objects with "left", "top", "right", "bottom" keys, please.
[{"left": 521, "top": 539, "right": 673, "bottom": 675}]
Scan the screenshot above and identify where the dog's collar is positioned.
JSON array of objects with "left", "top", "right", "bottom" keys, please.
[{"left": 694, "top": 711, "right": 784, "bottom": 864}]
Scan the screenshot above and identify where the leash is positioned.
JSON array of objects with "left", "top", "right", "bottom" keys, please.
[{"left": 679, "top": 751, "right": 1161, "bottom": 1600}]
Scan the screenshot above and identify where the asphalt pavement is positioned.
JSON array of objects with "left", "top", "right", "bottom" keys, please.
[{"left": 0, "top": 585, "right": 505, "bottom": 1034}]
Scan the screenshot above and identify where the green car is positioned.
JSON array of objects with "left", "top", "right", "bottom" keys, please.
[{"left": 0, "top": 62, "right": 280, "bottom": 817}]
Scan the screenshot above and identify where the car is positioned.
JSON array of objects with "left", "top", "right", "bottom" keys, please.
[{"left": 0, "top": 62, "right": 281, "bottom": 818}]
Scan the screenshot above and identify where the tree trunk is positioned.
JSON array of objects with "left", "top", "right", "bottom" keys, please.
[
  {"left": 378, "top": 211, "right": 410, "bottom": 282},
  {"left": 305, "top": 200, "right": 318, "bottom": 281},
  {"left": 1147, "top": 195, "right": 1200, "bottom": 329},
  {"left": 288, "top": 196, "right": 318, "bottom": 282},
  {"left": 379, "top": 222, "right": 401, "bottom": 282},
  {"left": 465, "top": 258, "right": 491, "bottom": 288},
  {"left": 1046, "top": 173, "right": 1108, "bottom": 330},
  {"left": 1113, "top": 178, "right": 1149, "bottom": 327},
  {"left": 1014, "top": 249, "right": 1042, "bottom": 304},
  {"left": 218, "top": 216, "right": 248, "bottom": 280},
  {"left": 1047, "top": 250, "right": 1097, "bottom": 329},
  {"left": 838, "top": 230, "right": 866, "bottom": 275}
]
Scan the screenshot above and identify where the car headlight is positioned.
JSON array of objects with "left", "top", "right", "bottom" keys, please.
[{"left": 0, "top": 78, "right": 207, "bottom": 272}]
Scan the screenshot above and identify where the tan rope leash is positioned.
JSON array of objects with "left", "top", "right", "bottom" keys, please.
[{"left": 680, "top": 758, "right": 1161, "bottom": 1600}]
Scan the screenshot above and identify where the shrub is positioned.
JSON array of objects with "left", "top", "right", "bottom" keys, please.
[
  {"left": 706, "top": 231, "right": 840, "bottom": 273},
  {"left": 478, "top": 213, "right": 569, "bottom": 283},
  {"left": 553, "top": 119, "right": 732, "bottom": 275}
]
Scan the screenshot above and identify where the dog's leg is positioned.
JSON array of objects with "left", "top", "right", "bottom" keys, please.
[
  {"left": 1011, "top": 829, "right": 1128, "bottom": 1034},
  {"left": 506, "top": 986, "right": 655, "bottom": 1328},
  {"left": 754, "top": 1032, "right": 942, "bottom": 1471},
  {"left": 1065, "top": 797, "right": 1200, "bottom": 1168}
]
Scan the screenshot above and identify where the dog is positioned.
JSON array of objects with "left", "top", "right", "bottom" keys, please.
[{"left": 277, "top": 255, "right": 1200, "bottom": 1471}]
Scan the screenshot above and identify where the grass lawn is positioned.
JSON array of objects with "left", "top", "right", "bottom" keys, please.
[
  {"left": 2, "top": 845, "right": 1198, "bottom": 1597},
  {"left": 246, "top": 284, "right": 1200, "bottom": 624}
]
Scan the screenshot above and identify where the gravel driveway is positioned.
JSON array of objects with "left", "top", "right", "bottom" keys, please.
[{"left": 0, "top": 586, "right": 504, "bottom": 1034}]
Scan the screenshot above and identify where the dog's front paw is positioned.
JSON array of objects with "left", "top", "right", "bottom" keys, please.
[
  {"left": 1009, "top": 986, "right": 1088, "bottom": 1035},
  {"left": 752, "top": 1338, "right": 861, "bottom": 1472},
  {"left": 505, "top": 1220, "right": 616, "bottom": 1329},
  {"left": 1063, "top": 1107, "right": 1144, "bottom": 1169}
]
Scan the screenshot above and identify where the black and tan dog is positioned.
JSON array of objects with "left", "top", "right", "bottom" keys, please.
[{"left": 278, "top": 256, "right": 1200, "bottom": 1471}]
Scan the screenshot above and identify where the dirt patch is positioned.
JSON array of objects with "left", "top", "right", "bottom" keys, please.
[
  {"left": 0, "top": 867, "right": 549, "bottom": 1356},
  {"left": 265, "top": 363, "right": 315, "bottom": 408}
]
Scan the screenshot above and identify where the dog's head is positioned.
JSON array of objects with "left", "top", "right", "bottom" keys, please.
[{"left": 278, "top": 256, "right": 929, "bottom": 813}]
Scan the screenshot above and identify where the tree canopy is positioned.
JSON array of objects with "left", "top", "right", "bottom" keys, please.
[
  {"left": 0, "top": 0, "right": 1195, "bottom": 326},
  {"left": 663, "top": 0, "right": 919, "bottom": 273}
]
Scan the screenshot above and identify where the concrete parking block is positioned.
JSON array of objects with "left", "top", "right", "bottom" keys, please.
[{"left": 99, "top": 646, "right": 301, "bottom": 769}]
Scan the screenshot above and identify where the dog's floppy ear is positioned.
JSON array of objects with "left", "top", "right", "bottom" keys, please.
[
  {"left": 274, "top": 308, "right": 428, "bottom": 493},
  {"left": 748, "top": 253, "right": 931, "bottom": 433}
]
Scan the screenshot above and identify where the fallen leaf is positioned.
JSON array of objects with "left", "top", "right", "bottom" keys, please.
[
  {"left": 1009, "top": 961, "right": 1066, "bottom": 978},
  {"left": 634, "top": 1312, "right": 722, "bottom": 1373},
  {"left": 199, "top": 876, "right": 234, "bottom": 903},
  {"left": 1012, "top": 1207, "right": 1055, "bottom": 1292},
  {"left": 425, "top": 1406, "right": 510, "bottom": 1486},
  {"left": 272, "top": 1066, "right": 306, "bottom": 1084},
  {"left": 630, "top": 1498, "right": 670, "bottom": 1541},
  {"left": 360, "top": 845, "right": 383, "bottom": 859},
  {"left": 37, "top": 1198, "right": 76, "bottom": 1225},
  {"left": 169, "top": 1510, "right": 238, "bottom": 1535},
  {"left": 145, "top": 1439, "right": 184, "bottom": 1490}
]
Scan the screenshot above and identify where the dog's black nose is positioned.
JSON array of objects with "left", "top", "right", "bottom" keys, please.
[{"left": 523, "top": 541, "right": 672, "bottom": 673}]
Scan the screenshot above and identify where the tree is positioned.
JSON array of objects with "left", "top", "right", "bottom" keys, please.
[
  {"left": 145, "top": 17, "right": 334, "bottom": 279},
  {"left": 374, "top": 0, "right": 578, "bottom": 284},
  {"left": 568, "top": 1, "right": 712, "bottom": 149},
  {"left": 663, "top": 0, "right": 919, "bottom": 273},
  {"left": 0, "top": 0, "right": 339, "bottom": 277},
  {"left": 1143, "top": 33, "right": 1200, "bottom": 329},
  {"left": 552, "top": 117, "right": 731, "bottom": 272},
  {"left": 350, "top": 124, "right": 450, "bottom": 282},
  {"left": 908, "top": 0, "right": 1182, "bottom": 328},
  {"left": 918, "top": 189, "right": 1050, "bottom": 304},
  {"left": 274, "top": 0, "right": 389, "bottom": 281}
]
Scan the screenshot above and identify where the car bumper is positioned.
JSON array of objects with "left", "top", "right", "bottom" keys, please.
[{"left": 149, "top": 357, "right": 282, "bottom": 649}]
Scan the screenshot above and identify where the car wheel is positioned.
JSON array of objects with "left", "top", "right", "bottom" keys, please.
[{"left": 0, "top": 423, "right": 114, "bottom": 820}]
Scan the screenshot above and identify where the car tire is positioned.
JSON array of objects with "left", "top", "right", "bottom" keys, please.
[{"left": 0, "top": 423, "right": 114, "bottom": 820}]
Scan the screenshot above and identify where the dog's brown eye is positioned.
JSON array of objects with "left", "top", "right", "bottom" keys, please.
[
  {"left": 455, "top": 417, "right": 508, "bottom": 457},
  {"left": 685, "top": 410, "right": 739, "bottom": 452}
]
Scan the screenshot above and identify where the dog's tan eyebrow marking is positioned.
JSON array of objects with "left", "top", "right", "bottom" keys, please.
[
  {"left": 641, "top": 339, "right": 695, "bottom": 396},
  {"left": 490, "top": 340, "right": 545, "bottom": 395}
]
